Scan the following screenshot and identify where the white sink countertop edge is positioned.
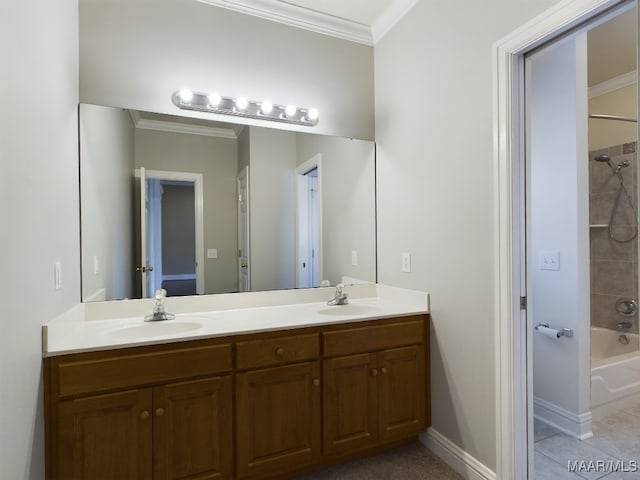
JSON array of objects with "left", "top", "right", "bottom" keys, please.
[{"left": 42, "top": 284, "right": 429, "bottom": 357}]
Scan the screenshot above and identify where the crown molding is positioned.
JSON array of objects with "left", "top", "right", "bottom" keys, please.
[
  {"left": 371, "top": 0, "right": 419, "bottom": 44},
  {"left": 195, "top": 0, "right": 373, "bottom": 45},
  {"left": 589, "top": 70, "right": 637, "bottom": 98},
  {"left": 129, "top": 110, "right": 241, "bottom": 139}
]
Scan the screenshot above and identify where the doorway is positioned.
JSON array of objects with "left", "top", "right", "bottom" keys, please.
[
  {"left": 136, "top": 168, "right": 205, "bottom": 298},
  {"left": 494, "top": 0, "right": 638, "bottom": 478},
  {"left": 296, "top": 154, "right": 323, "bottom": 288}
]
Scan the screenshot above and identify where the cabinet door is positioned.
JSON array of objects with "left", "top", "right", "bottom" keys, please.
[
  {"left": 57, "top": 389, "right": 152, "bottom": 479},
  {"left": 323, "top": 353, "right": 378, "bottom": 456},
  {"left": 236, "top": 362, "right": 321, "bottom": 479},
  {"left": 377, "top": 345, "right": 426, "bottom": 443},
  {"left": 153, "top": 376, "right": 232, "bottom": 480}
]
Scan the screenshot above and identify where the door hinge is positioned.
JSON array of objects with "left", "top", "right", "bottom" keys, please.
[{"left": 520, "top": 296, "right": 527, "bottom": 310}]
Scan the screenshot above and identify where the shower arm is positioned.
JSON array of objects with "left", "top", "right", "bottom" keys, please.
[{"left": 589, "top": 113, "right": 638, "bottom": 123}]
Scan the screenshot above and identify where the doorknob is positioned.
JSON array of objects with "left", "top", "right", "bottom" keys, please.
[
  {"left": 241, "top": 262, "right": 248, "bottom": 268},
  {"left": 136, "top": 266, "right": 154, "bottom": 273}
]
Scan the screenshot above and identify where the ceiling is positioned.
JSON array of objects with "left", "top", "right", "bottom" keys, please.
[
  {"left": 195, "top": 0, "right": 418, "bottom": 45},
  {"left": 587, "top": 8, "right": 637, "bottom": 87}
]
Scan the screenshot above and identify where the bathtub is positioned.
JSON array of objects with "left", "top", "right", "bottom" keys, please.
[{"left": 591, "top": 327, "right": 640, "bottom": 416}]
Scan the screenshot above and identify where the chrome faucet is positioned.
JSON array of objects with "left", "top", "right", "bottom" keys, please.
[
  {"left": 616, "top": 321, "right": 633, "bottom": 330},
  {"left": 144, "top": 289, "right": 176, "bottom": 322},
  {"left": 327, "top": 284, "right": 349, "bottom": 306}
]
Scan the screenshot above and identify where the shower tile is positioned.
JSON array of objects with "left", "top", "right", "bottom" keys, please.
[
  {"left": 535, "top": 434, "right": 619, "bottom": 480},
  {"left": 589, "top": 294, "right": 638, "bottom": 330},
  {"left": 590, "top": 228, "right": 636, "bottom": 262},
  {"left": 591, "top": 260, "right": 636, "bottom": 297},
  {"left": 622, "top": 142, "right": 637, "bottom": 154},
  {"left": 598, "top": 472, "right": 640, "bottom": 479},
  {"left": 591, "top": 166, "right": 622, "bottom": 195},
  {"left": 534, "top": 451, "right": 585, "bottom": 480},
  {"left": 591, "top": 192, "right": 617, "bottom": 225},
  {"left": 629, "top": 404, "right": 640, "bottom": 418},
  {"left": 609, "top": 145, "right": 623, "bottom": 157}
]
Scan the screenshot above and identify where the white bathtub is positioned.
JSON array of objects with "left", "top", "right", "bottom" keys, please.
[{"left": 591, "top": 327, "right": 640, "bottom": 416}]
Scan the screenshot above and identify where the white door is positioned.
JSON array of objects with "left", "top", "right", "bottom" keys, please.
[
  {"left": 237, "top": 166, "right": 251, "bottom": 292},
  {"left": 296, "top": 155, "right": 323, "bottom": 288},
  {"left": 138, "top": 167, "right": 154, "bottom": 298}
]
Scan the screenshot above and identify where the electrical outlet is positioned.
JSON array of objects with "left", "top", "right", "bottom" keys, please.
[
  {"left": 351, "top": 250, "right": 358, "bottom": 266},
  {"left": 401, "top": 253, "right": 411, "bottom": 273},
  {"left": 93, "top": 255, "right": 99, "bottom": 275}
]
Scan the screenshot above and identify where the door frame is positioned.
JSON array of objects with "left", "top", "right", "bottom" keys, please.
[
  {"left": 135, "top": 168, "right": 205, "bottom": 296},
  {"left": 493, "top": 0, "right": 628, "bottom": 477},
  {"left": 237, "top": 165, "right": 251, "bottom": 292},
  {"left": 295, "top": 154, "right": 323, "bottom": 288}
]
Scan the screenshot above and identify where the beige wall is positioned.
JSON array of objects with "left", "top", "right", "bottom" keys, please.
[
  {"left": 135, "top": 129, "right": 239, "bottom": 293},
  {"left": 80, "top": 104, "right": 135, "bottom": 301},
  {"left": 374, "top": 0, "right": 562, "bottom": 470},
  {"left": 589, "top": 84, "right": 638, "bottom": 150},
  {"left": 248, "top": 127, "right": 297, "bottom": 291},
  {"left": 295, "top": 134, "right": 376, "bottom": 286},
  {"left": 0, "top": 0, "right": 79, "bottom": 477},
  {"left": 79, "top": 0, "right": 374, "bottom": 140}
]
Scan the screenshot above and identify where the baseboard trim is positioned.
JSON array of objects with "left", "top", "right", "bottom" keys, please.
[
  {"left": 534, "top": 396, "right": 593, "bottom": 440},
  {"left": 422, "top": 427, "right": 496, "bottom": 480}
]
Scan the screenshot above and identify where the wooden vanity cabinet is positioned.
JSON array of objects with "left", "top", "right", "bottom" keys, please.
[
  {"left": 45, "top": 314, "right": 430, "bottom": 480},
  {"left": 45, "top": 340, "right": 233, "bottom": 480},
  {"left": 235, "top": 333, "right": 321, "bottom": 479},
  {"left": 322, "top": 318, "right": 428, "bottom": 458}
]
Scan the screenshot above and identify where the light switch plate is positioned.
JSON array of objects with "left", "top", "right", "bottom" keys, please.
[
  {"left": 539, "top": 250, "right": 559, "bottom": 271},
  {"left": 351, "top": 250, "right": 358, "bottom": 266},
  {"left": 207, "top": 248, "right": 218, "bottom": 259},
  {"left": 401, "top": 253, "right": 411, "bottom": 273}
]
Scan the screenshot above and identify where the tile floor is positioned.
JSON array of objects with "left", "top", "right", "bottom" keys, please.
[
  {"left": 535, "top": 404, "right": 640, "bottom": 479},
  {"left": 294, "top": 442, "right": 462, "bottom": 480}
]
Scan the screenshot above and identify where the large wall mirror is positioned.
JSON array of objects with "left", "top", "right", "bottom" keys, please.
[{"left": 80, "top": 104, "right": 376, "bottom": 302}]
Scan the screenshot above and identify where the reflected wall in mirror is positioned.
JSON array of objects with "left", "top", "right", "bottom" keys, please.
[{"left": 80, "top": 104, "right": 376, "bottom": 301}]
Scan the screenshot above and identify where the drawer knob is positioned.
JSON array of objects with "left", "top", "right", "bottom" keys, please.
[
  {"left": 275, "top": 347, "right": 285, "bottom": 357},
  {"left": 155, "top": 408, "right": 165, "bottom": 417},
  {"left": 140, "top": 410, "right": 150, "bottom": 420},
  {"left": 371, "top": 368, "right": 379, "bottom": 376},
  {"left": 313, "top": 378, "right": 320, "bottom": 387},
  {"left": 380, "top": 367, "right": 388, "bottom": 374}
]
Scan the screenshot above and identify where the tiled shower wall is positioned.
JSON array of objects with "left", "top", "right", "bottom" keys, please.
[{"left": 589, "top": 141, "right": 639, "bottom": 334}]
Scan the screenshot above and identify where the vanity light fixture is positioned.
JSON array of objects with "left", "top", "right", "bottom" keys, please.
[{"left": 172, "top": 89, "right": 319, "bottom": 126}]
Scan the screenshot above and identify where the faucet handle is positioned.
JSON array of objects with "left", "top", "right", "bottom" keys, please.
[{"left": 154, "top": 289, "right": 167, "bottom": 299}]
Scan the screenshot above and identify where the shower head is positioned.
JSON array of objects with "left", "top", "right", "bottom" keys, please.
[{"left": 594, "top": 154, "right": 611, "bottom": 162}]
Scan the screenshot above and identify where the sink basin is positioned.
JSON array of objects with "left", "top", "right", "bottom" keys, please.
[
  {"left": 110, "top": 321, "right": 203, "bottom": 339},
  {"left": 317, "top": 304, "right": 378, "bottom": 316}
]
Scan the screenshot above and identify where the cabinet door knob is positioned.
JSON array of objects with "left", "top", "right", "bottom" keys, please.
[
  {"left": 275, "top": 347, "right": 285, "bottom": 357},
  {"left": 140, "top": 410, "right": 150, "bottom": 420},
  {"left": 155, "top": 408, "right": 165, "bottom": 417},
  {"left": 313, "top": 378, "right": 320, "bottom": 387},
  {"left": 380, "top": 367, "right": 388, "bottom": 374},
  {"left": 371, "top": 368, "right": 379, "bottom": 376}
]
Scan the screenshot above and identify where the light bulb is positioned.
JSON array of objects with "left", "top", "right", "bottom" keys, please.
[
  {"left": 307, "top": 108, "right": 319, "bottom": 121},
  {"left": 235, "top": 97, "right": 248, "bottom": 110},
  {"left": 285, "top": 105, "right": 297, "bottom": 117},
  {"left": 208, "top": 92, "right": 221, "bottom": 107},
  {"left": 178, "top": 88, "right": 193, "bottom": 103},
  {"left": 261, "top": 101, "right": 273, "bottom": 115}
]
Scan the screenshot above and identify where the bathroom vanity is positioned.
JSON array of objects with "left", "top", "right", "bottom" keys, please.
[{"left": 42, "top": 285, "right": 430, "bottom": 479}]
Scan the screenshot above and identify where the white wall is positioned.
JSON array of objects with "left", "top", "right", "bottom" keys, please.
[
  {"left": 528, "top": 36, "right": 591, "bottom": 430},
  {"left": 248, "top": 127, "right": 297, "bottom": 291},
  {"left": 0, "top": 0, "right": 79, "bottom": 478},
  {"left": 589, "top": 83, "right": 638, "bottom": 150},
  {"left": 296, "top": 134, "right": 376, "bottom": 286},
  {"left": 374, "top": 0, "right": 562, "bottom": 471},
  {"left": 80, "top": 104, "right": 135, "bottom": 301},
  {"left": 79, "top": 0, "right": 374, "bottom": 140}
]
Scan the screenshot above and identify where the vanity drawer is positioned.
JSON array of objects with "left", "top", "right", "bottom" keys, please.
[
  {"left": 323, "top": 318, "right": 425, "bottom": 357},
  {"left": 235, "top": 333, "right": 320, "bottom": 370},
  {"left": 53, "top": 343, "right": 232, "bottom": 398}
]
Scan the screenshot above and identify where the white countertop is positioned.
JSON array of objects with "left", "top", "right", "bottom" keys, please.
[{"left": 43, "top": 284, "right": 429, "bottom": 357}]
